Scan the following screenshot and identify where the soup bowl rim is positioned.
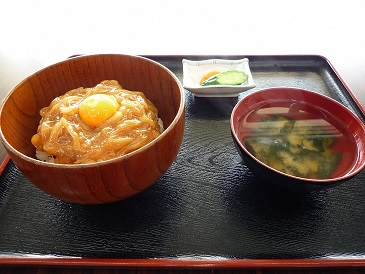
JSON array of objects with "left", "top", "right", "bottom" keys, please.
[{"left": 230, "top": 86, "right": 365, "bottom": 183}]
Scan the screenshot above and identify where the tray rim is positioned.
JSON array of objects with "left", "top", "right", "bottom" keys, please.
[
  {"left": 1, "top": 54, "right": 365, "bottom": 268},
  {"left": 1, "top": 256, "right": 365, "bottom": 268},
  {"left": 145, "top": 53, "right": 365, "bottom": 115},
  {"left": 0, "top": 154, "right": 10, "bottom": 175}
]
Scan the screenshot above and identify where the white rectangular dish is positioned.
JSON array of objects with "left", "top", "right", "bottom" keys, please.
[{"left": 182, "top": 58, "right": 256, "bottom": 97}]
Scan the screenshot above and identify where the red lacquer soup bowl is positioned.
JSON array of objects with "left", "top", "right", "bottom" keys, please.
[{"left": 230, "top": 87, "right": 365, "bottom": 192}]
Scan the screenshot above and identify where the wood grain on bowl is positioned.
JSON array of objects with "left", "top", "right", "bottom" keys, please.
[{"left": 0, "top": 54, "right": 185, "bottom": 204}]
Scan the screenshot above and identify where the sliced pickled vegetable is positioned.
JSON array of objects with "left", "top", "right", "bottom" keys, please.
[{"left": 201, "top": 70, "right": 248, "bottom": 86}]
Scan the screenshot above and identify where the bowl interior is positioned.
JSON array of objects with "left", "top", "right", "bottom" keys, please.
[
  {"left": 231, "top": 87, "right": 365, "bottom": 181},
  {"left": 0, "top": 54, "right": 184, "bottom": 161}
]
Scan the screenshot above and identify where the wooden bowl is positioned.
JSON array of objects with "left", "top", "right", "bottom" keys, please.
[
  {"left": 230, "top": 87, "right": 365, "bottom": 192},
  {"left": 0, "top": 54, "right": 185, "bottom": 204}
]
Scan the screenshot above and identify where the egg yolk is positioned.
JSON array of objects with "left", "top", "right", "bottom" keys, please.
[{"left": 79, "top": 94, "right": 119, "bottom": 127}]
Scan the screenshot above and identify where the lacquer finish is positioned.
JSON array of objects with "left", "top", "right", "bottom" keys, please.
[
  {"left": 2, "top": 55, "right": 365, "bottom": 271},
  {"left": 230, "top": 87, "right": 365, "bottom": 192}
]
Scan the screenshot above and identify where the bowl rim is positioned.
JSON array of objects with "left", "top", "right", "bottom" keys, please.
[
  {"left": 0, "top": 53, "right": 185, "bottom": 169},
  {"left": 230, "top": 86, "right": 365, "bottom": 183}
]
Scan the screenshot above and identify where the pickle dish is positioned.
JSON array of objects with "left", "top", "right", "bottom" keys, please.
[{"left": 182, "top": 58, "right": 256, "bottom": 97}]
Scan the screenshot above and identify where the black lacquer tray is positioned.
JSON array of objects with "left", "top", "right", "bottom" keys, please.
[{"left": 1, "top": 55, "right": 365, "bottom": 268}]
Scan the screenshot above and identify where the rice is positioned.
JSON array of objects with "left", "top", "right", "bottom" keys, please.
[
  {"left": 158, "top": 118, "right": 164, "bottom": 133},
  {"left": 35, "top": 150, "right": 55, "bottom": 163}
]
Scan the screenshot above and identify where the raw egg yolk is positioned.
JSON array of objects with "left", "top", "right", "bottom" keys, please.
[{"left": 79, "top": 94, "right": 119, "bottom": 127}]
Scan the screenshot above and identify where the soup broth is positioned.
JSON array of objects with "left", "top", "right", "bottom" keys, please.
[{"left": 238, "top": 101, "right": 356, "bottom": 179}]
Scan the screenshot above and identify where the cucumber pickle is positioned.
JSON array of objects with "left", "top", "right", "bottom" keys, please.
[{"left": 201, "top": 70, "right": 248, "bottom": 86}]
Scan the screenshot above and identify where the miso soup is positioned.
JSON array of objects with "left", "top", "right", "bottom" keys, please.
[{"left": 238, "top": 101, "right": 356, "bottom": 179}]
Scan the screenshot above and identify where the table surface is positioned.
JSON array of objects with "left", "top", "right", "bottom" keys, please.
[{"left": 1, "top": 0, "right": 365, "bottom": 273}]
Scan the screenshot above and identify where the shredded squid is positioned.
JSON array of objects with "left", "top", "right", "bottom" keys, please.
[{"left": 31, "top": 80, "right": 163, "bottom": 164}]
